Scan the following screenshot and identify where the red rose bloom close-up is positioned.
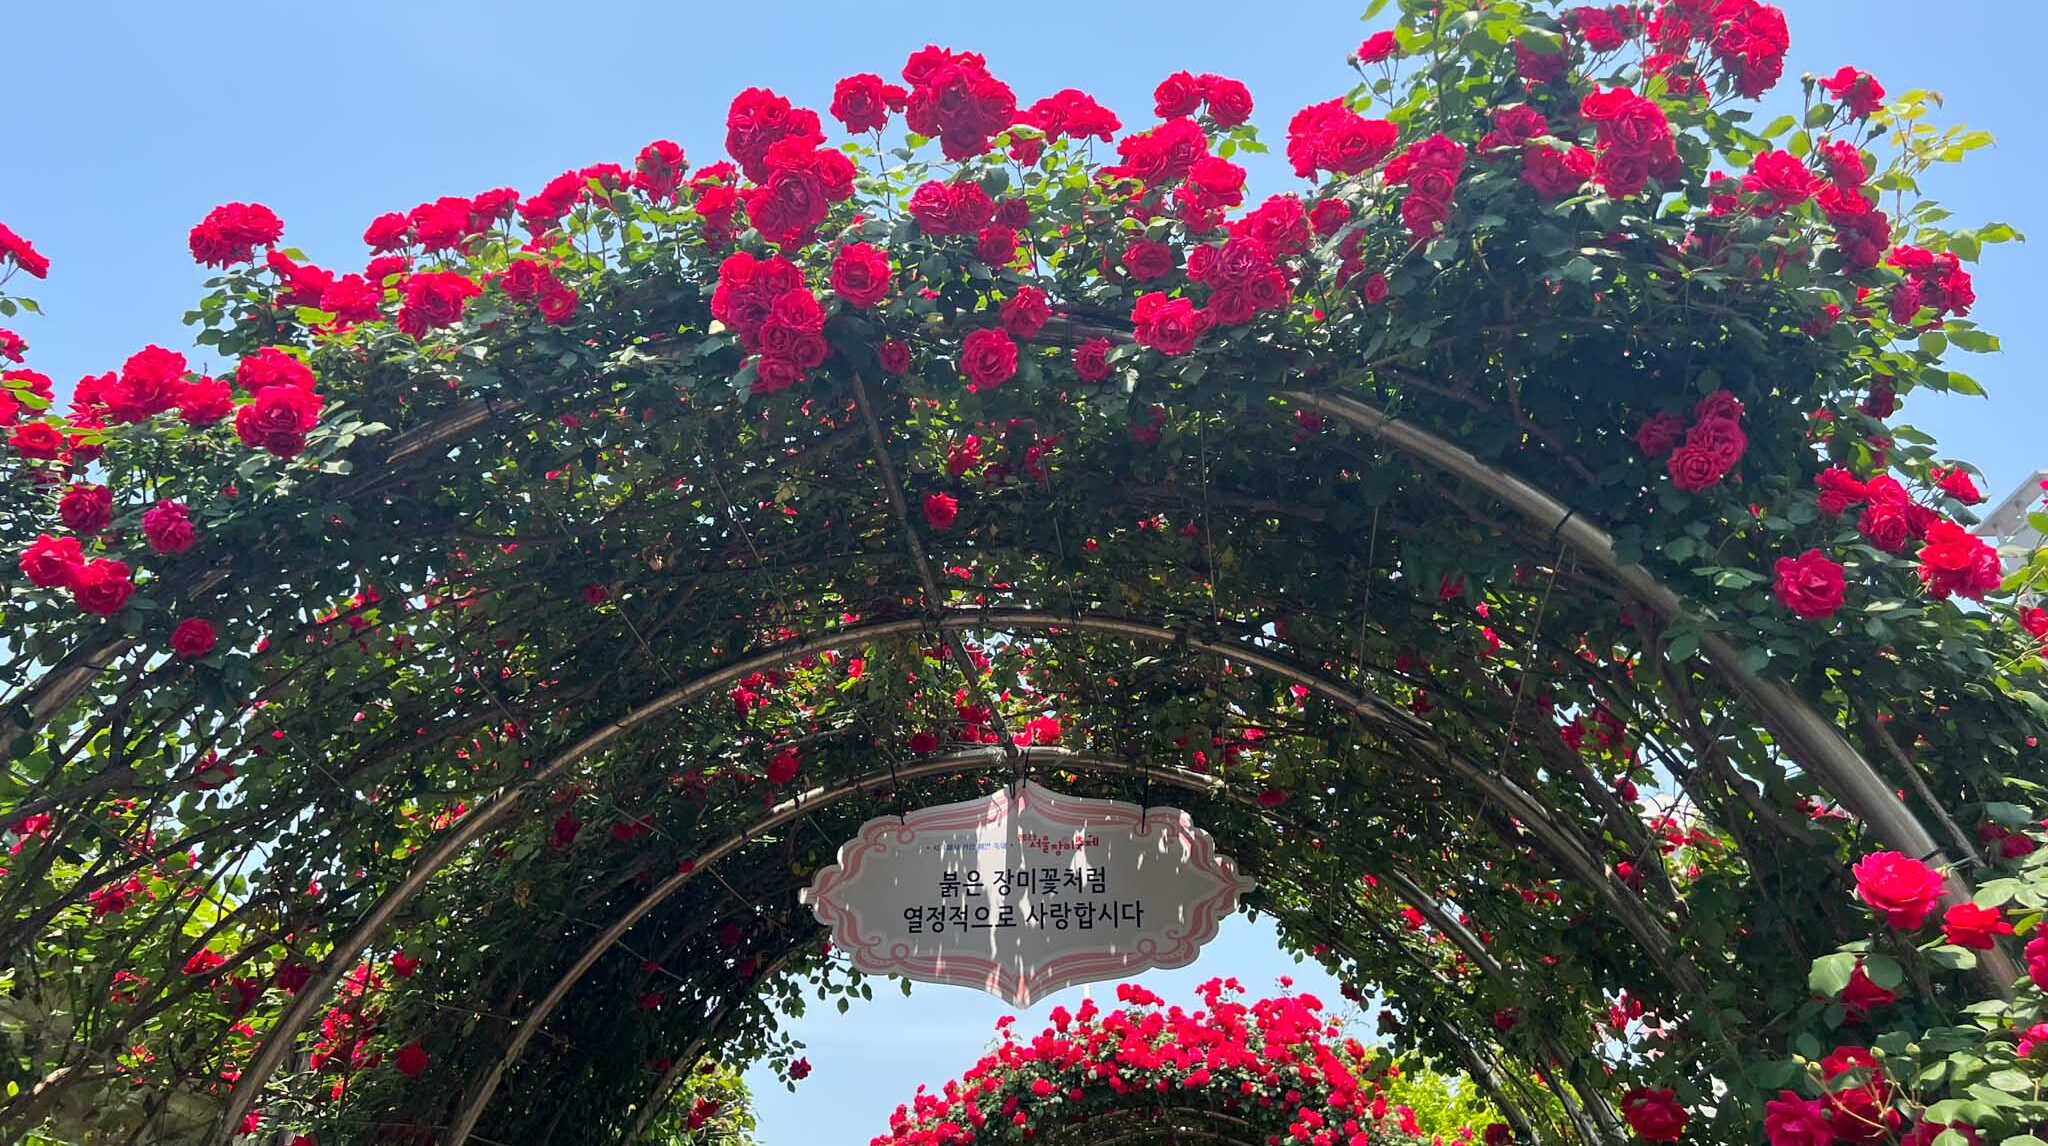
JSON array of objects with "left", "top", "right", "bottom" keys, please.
[
  {"left": 142, "top": 500, "right": 196, "bottom": 555},
  {"left": 0, "top": 222, "right": 51, "bottom": 278},
  {"left": 831, "top": 242, "right": 891, "bottom": 309},
  {"left": 1852, "top": 850, "right": 1946, "bottom": 929},
  {"left": 1773, "top": 550, "right": 1845, "bottom": 620},
  {"left": 396, "top": 271, "right": 483, "bottom": 339},
  {"left": 71, "top": 558, "right": 135, "bottom": 616},
  {"left": 1000, "top": 286, "right": 1051, "bottom": 339},
  {"left": 170, "top": 618, "right": 217, "bottom": 659},
  {"left": 187, "top": 202, "right": 284, "bottom": 267},
  {"left": 1940, "top": 901, "right": 2011, "bottom": 949},
  {"left": 1355, "top": 30, "right": 1399, "bottom": 64},
  {"left": 1073, "top": 337, "right": 1113, "bottom": 382},
  {"left": 20, "top": 533, "right": 85, "bottom": 589},
  {"left": 923, "top": 492, "right": 959, "bottom": 531},
  {"left": 235, "top": 385, "right": 325, "bottom": 459},
  {"left": 958, "top": 328, "right": 1018, "bottom": 393},
  {"left": 1621, "top": 1087, "right": 1686, "bottom": 1143},
  {"left": 1132, "top": 292, "right": 1207, "bottom": 356},
  {"left": 58, "top": 483, "right": 112, "bottom": 535},
  {"left": 877, "top": 339, "right": 912, "bottom": 375}
]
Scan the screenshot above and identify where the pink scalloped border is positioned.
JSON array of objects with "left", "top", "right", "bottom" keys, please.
[{"left": 801, "top": 781, "right": 1255, "bottom": 1006}]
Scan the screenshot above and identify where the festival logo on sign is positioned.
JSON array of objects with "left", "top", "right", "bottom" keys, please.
[{"left": 799, "top": 780, "right": 1256, "bottom": 1006}]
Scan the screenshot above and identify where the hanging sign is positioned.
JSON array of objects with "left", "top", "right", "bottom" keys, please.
[{"left": 799, "top": 780, "right": 1255, "bottom": 1006}]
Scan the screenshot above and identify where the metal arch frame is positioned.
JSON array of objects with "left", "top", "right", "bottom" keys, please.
[
  {"left": 1283, "top": 390, "right": 2001, "bottom": 952},
  {"left": 471, "top": 748, "right": 1643, "bottom": 1146},
  {"left": 213, "top": 605, "right": 1714, "bottom": 1143},
  {"left": 192, "top": 385, "right": 2009, "bottom": 1137}
]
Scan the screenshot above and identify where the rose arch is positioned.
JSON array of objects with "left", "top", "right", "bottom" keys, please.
[{"left": 3, "top": 2, "right": 2047, "bottom": 1145}]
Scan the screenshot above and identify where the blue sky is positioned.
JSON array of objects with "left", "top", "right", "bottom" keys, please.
[{"left": 8, "top": 1, "right": 2040, "bottom": 1139}]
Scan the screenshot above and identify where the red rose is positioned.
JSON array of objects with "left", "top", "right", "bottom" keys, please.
[
  {"left": 395, "top": 1041, "right": 429, "bottom": 1079},
  {"left": 976, "top": 225, "right": 1018, "bottom": 267},
  {"left": 1122, "top": 240, "right": 1176, "bottom": 282},
  {"left": 1773, "top": 550, "right": 1846, "bottom": 619},
  {"left": 71, "top": 558, "right": 134, "bottom": 616},
  {"left": 58, "top": 483, "right": 112, "bottom": 535},
  {"left": 1838, "top": 962, "right": 1896, "bottom": 1020},
  {"left": 178, "top": 377, "right": 234, "bottom": 426},
  {"left": 1693, "top": 390, "right": 1745, "bottom": 423},
  {"left": 142, "top": 500, "right": 196, "bottom": 554},
  {"left": 188, "top": 202, "right": 283, "bottom": 267},
  {"left": 1815, "top": 467, "right": 1868, "bottom": 515},
  {"left": 236, "top": 385, "right": 324, "bottom": 458},
  {"left": 1131, "top": 292, "right": 1207, "bottom": 357},
  {"left": 10, "top": 420, "right": 63, "bottom": 460},
  {"left": 1636, "top": 413, "right": 1687, "bottom": 458},
  {"left": 1355, "top": 31, "right": 1399, "bottom": 64},
  {"left": 236, "top": 347, "right": 315, "bottom": 395},
  {"left": 20, "top": 533, "right": 84, "bottom": 588},
  {"left": 878, "top": 339, "right": 912, "bottom": 375},
  {"left": 909, "top": 730, "right": 940, "bottom": 754},
  {"left": 1682, "top": 414, "right": 1746, "bottom": 476},
  {"left": 766, "top": 746, "right": 801, "bottom": 786},
  {"left": 1621, "top": 1088, "right": 1685, "bottom": 1143},
  {"left": 499, "top": 259, "right": 553, "bottom": 301},
  {"left": 831, "top": 243, "right": 891, "bottom": 309},
  {"left": 1918, "top": 519, "right": 2001, "bottom": 601},
  {"left": 0, "top": 222, "right": 51, "bottom": 279},
  {"left": 1206, "top": 288, "right": 1256, "bottom": 327},
  {"left": 1855, "top": 492, "right": 1914, "bottom": 550},
  {"left": 744, "top": 166, "right": 829, "bottom": 245},
  {"left": 1515, "top": 145, "right": 1589, "bottom": 199},
  {"left": 1665, "top": 445, "right": 1727, "bottom": 492},
  {"left": 1000, "top": 287, "right": 1051, "bottom": 339},
  {"left": 1199, "top": 75, "right": 1253, "bottom": 128},
  {"left": 1153, "top": 71, "right": 1203, "bottom": 119},
  {"left": 1764, "top": 1092, "right": 1832, "bottom": 1146},
  {"left": 907, "top": 181, "right": 995, "bottom": 236},
  {"left": 632, "top": 139, "right": 687, "bottom": 202},
  {"left": 924, "top": 492, "right": 959, "bottom": 531},
  {"left": 396, "top": 271, "right": 481, "bottom": 339},
  {"left": 958, "top": 328, "right": 1018, "bottom": 393},
  {"left": 1941, "top": 901, "right": 2011, "bottom": 950},
  {"left": 1742, "top": 149, "right": 1818, "bottom": 215},
  {"left": 1820, "top": 66, "right": 1886, "bottom": 118},
  {"left": 831, "top": 73, "right": 907, "bottom": 134},
  {"left": 1073, "top": 338, "right": 1112, "bottom": 383},
  {"left": 1361, "top": 274, "right": 1390, "bottom": 304},
  {"left": 1852, "top": 850, "right": 1945, "bottom": 929},
  {"left": 725, "top": 87, "right": 825, "bottom": 183},
  {"left": 170, "top": 618, "right": 217, "bottom": 659},
  {"left": 362, "top": 212, "right": 410, "bottom": 252},
  {"left": 1309, "top": 200, "right": 1351, "bottom": 237},
  {"left": 752, "top": 355, "right": 808, "bottom": 395},
  {"left": 1935, "top": 466, "right": 1984, "bottom": 505},
  {"left": 536, "top": 283, "right": 578, "bottom": 326},
  {"left": 946, "top": 436, "right": 981, "bottom": 477}
]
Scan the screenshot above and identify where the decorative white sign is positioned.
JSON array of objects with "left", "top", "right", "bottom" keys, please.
[{"left": 799, "top": 780, "right": 1255, "bottom": 1006}]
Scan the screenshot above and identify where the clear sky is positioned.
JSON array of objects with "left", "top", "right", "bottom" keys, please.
[{"left": 8, "top": 1, "right": 2041, "bottom": 1140}]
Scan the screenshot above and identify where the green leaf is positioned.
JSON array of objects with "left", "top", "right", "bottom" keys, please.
[
  {"left": 1927, "top": 945, "right": 1979, "bottom": 971},
  {"left": 1862, "top": 954, "right": 1904, "bottom": 990},
  {"left": 1808, "top": 952, "right": 1857, "bottom": 996}
]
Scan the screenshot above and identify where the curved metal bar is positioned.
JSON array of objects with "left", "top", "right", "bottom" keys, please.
[
  {"left": 445, "top": 749, "right": 1228, "bottom": 1144},
  {"left": 583, "top": 759, "right": 1644, "bottom": 1146},
  {"left": 217, "top": 606, "right": 1712, "bottom": 1142},
  {"left": 1284, "top": 387, "right": 2017, "bottom": 990}
]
